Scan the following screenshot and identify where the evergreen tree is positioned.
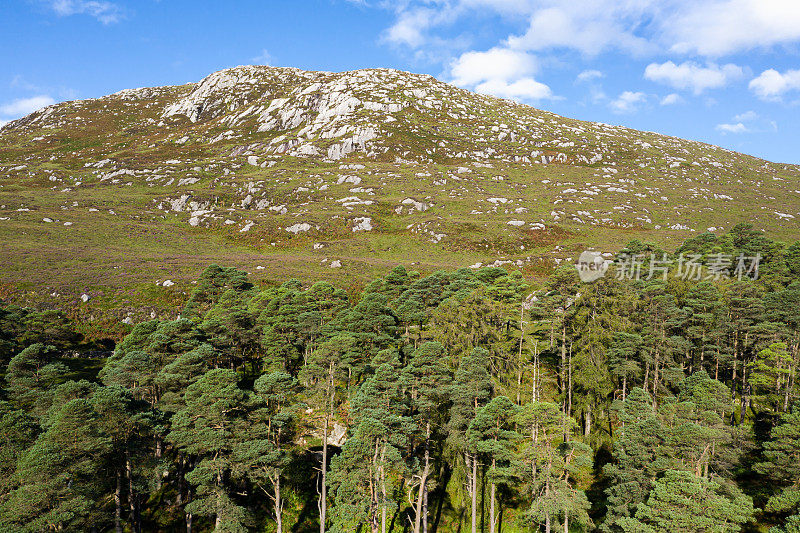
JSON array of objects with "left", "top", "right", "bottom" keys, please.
[
  {"left": 4, "top": 343, "right": 67, "bottom": 416},
  {"left": 757, "top": 403, "right": 800, "bottom": 525},
  {"left": 233, "top": 371, "right": 300, "bottom": 533},
  {"left": 328, "top": 363, "right": 410, "bottom": 533},
  {"left": 515, "top": 401, "right": 592, "bottom": 533},
  {"left": 400, "top": 341, "right": 453, "bottom": 533},
  {"left": 624, "top": 469, "right": 753, "bottom": 532},
  {"left": 1, "top": 398, "right": 112, "bottom": 532},
  {"left": 0, "top": 401, "right": 38, "bottom": 500},
  {"left": 167, "top": 369, "right": 250, "bottom": 532},
  {"left": 448, "top": 347, "right": 493, "bottom": 533},
  {"left": 467, "top": 396, "right": 519, "bottom": 533},
  {"left": 602, "top": 388, "right": 672, "bottom": 532}
]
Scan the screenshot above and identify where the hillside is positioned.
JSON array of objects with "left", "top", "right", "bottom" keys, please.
[{"left": 1, "top": 64, "right": 799, "bottom": 321}]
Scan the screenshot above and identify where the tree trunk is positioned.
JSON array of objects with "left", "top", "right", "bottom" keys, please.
[
  {"left": 470, "top": 453, "right": 478, "bottom": 533},
  {"left": 215, "top": 472, "right": 224, "bottom": 530},
  {"left": 414, "top": 423, "right": 431, "bottom": 533},
  {"left": 489, "top": 458, "right": 497, "bottom": 533},
  {"left": 273, "top": 475, "right": 283, "bottom": 533},
  {"left": 517, "top": 301, "right": 525, "bottom": 405},
  {"left": 568, "top": 342, "right": 573, "bottom": 418},
  {"left": 584, "top": 402, "right": 592, "bottom": 437},
  {"left": 380, "top": 442, "right": 388, "bottom": 533},
  {"left": 545, "top": 479, "right": 551, "bottom": 533},
  {"left": 740, "top": 364, "right": 748, "bottom": 423},
  {"left": 126, "top": 453, "right": 141, "bottom": 533},
  {"left": 561, "top": 326, "right": 566, "bottom": 399},
  {"left": 114, "top": 468, "right": 123, "bottom": 533},
  {"left": 320, "top": 416, "right": 328, "bottom": 533},
  {"left": 423, "top": 472, "right": 429, "bottom": 533}
]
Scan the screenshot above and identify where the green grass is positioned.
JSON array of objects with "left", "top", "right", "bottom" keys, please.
[{"left": 1, "top": 64, "right": 798, "bottom": 324}]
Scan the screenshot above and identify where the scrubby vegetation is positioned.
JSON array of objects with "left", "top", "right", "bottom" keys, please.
[{"left": 1, "top": 224, "right": 800, "bottom": 532}]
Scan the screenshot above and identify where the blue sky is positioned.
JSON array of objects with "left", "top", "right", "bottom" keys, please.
[{"left": 2, "top": 0, "right": 800, "bottom": 163}]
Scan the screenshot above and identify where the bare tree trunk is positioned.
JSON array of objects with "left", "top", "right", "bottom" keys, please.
[
  {"left": 215, "top": 472, "right": 224, "bottom": 530},
  {"left": 489, "top": 458, "right": 497, "bottom": 533},
  {"left": 585, "top": 402, "right": 592, "bottom": 437},
  {"left": 320, "top": 417, "right": 328, "bottom": 533},
  {"left": 568, "top": 342, "right": 573, "bottom": 417},
  {"left": 517, "top": 301, "right": 525, "bottom": 405},
  {"left": 126, "top": 453, "right": 141, "bottom": 533},
  {"left": 114, "top": 469, "right": 123, "bottom": 533},
  {"left": 469, "top": 452, "right": 478, "bottom": 533},
  {"left": 545, "top": 479, "right": 551, "bottom": 533},
  {"left": 414, "top": 423, "right": 432, "bottom": 533},
  {"left": 622, "top": 373, "right": 627, "bottom": 400},
  {"left": 532, "top": 339, "right": 540, "bottom": 402},
  {"left": 561, "top": 327, "right": 566, "bottom": 401},
  {"left": 273, "top": 475, "right": 283, "bottom": 533},
  {"left": 380, "top": 443, "right": 388, "bottom": 533},
  {"left": 423, "top": 474, "right": 429, "bottom": 533}
]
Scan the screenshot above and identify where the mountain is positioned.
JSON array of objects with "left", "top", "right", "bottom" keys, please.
[{"left": 1, "top": 65, "right": 798, "bottom": 320}]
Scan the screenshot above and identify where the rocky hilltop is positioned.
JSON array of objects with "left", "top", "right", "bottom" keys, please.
[{"left": 0, "top": 65, "right": 799, "bottom": 317}]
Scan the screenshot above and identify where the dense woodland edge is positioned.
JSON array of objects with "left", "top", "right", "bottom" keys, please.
[{"left": 2, "top": 223, "right": 800, "bottom": 532}]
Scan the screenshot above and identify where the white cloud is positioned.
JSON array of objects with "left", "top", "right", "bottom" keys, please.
[
  {"left": 450, "top": 47, "right": 537, "bottom": 86},
  {"left": 474, "top": 78, "right": 553, "bottom": 101},
  {"left": 576, "top": 70, "right": 603, "bottom": 83},
  {"left": 749, "top": 68, "right": 800, "bottom": 100},
  {"left": 48, "top": 0, "right": 123, "bottom": 24},
  {"left": 0, "top": 95, "right": 55, "bottom": 117},
  {"left": 716, "top": 122, "right": 749, "bottom": 134},
  {"left": 448, "top": 47, "right": 553, "bottom": 103},
  {"left": 252, "top": 49, "right": 272, "bottom": 66},
  {"left": 660, "top": 93, "right": 682, "bottom": 105},
  {"left": 609, "top": 91, "right": 647, "bottom": 114},
  {"left": 644, "top": 61, "right": 744, "bottom": 94},
  {"left": 665, "top": 0, "right": 800, "bottom": 56},
  {"left": 375, "top": 1, "right": 800, "bottom": 62},
  {"left": 505, "top": 4, "right": 653, "bottom": 56},
  {"left": 733, "top": 110, "right": 758, "bottom": 121},
  {"left": 383, "top": 6, "right": 447, "bottom": 48}
]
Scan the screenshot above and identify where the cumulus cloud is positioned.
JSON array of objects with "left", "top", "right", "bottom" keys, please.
[
  {"left": 448, "top": 47, "right": 553, "bottom": 102},
  {"left": 660, "top": 93, "right": 682, "bottom": 105},
  {"left": 716, "top": 122, "right": 749, "bottom": 134},
  {"left": 47, "top": 0, "right": 123, "bottom": 24},
  {"left": 505, "top": 4, "right": 653, "bottom": 56},
  {"left": 749, "top": 68, "right": 800, "bottom": 100},
  {"left": 450, "top": 48, "right": 537, "bottom": 86},
  {"left": 665, "top": 0, "right": 800, "bottom": 56},
  {"left": 0, "top": 95, "right": 56, "bottom": 117},
  {"left": 644, "top": 61, "right": 744, "bottom": 94},
  {"left": 609, "top": 91, "right": 648, "bottom": 114},
  {"left": 383, "top": 6, "right": 449, "bottom": 48},
  {"left": 376, "top": 1, "right": 800, "bottom": 62}
]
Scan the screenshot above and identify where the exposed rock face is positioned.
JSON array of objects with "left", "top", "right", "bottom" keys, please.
[{"left": 327, "top": 423, "right": 347, "bottom": 446}]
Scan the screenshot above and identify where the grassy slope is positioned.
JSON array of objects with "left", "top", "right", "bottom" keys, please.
[{"left": 1, "top": 66, "right": 799, "bottom": 326}]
